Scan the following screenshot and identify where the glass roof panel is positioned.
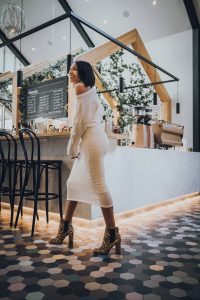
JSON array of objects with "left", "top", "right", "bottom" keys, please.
[{"left": 13, "top": 19, "right": 89, "bottom": 65}]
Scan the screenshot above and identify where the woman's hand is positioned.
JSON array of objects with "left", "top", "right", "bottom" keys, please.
[{"left": 70, "top": 153, "right": 80, "bottom": 159}]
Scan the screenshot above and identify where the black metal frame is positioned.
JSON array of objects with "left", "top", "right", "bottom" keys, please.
[
  {"left": 0, "top": 4, "right": 178, "bottom": 83},
  {"left": 0, "top": 28, "right": 29, "bottom": 66},
  {"left": 71, "top": 11, "right": 178, "bottom": 82},
  {"left": 0, "top": 13, "right": 71, "bottom": 48},
  {"left": 183, "top": 0, "right": 200, "bottom": 152},
  {"left": 183, "top": 0, "right": 199, "bottom": 29},
  {"left": 58, "top": 0, "right": 95, "bottom": 48},
  {"left": 97, "top": 79, "right": 176, "bottom": 94}
]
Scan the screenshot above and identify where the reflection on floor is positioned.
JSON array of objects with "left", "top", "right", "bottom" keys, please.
[{"left": 0, "top": 197, "right": 200, "bottom": 300}]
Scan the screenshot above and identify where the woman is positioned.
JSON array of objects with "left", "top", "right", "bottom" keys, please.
[{"left": 49, "top": 60, "right": 121, "bottom": 255}]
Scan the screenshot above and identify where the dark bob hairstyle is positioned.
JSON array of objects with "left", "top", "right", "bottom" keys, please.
[{"left": 75, "top": 60, "right": 95, "bottom": 87}]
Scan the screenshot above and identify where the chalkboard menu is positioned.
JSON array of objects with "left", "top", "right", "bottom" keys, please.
[{"left": 26, "top": 76, "right": 67, "bottom": 121}]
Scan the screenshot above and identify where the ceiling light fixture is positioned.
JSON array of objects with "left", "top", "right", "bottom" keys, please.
[
  {"left": 31, "top": 47, "right": 36, "bottom": 51},
  {"left": 152, "top": 0, "right": 157, "bottom": 6},
  {"left": 0, "top": 3, "right": 25, "bottom": 37},
  {"left": 119, "top": 48, "right": 125, "bottom": 93},
  {"left": 153, "top": 67, "right": 157, "bottom": 105},
  {"left": 17, "top": 0, "right": 24, "bottom": 88},
  {"left": 176, "top": 82, "right": 180, "bottom": 114},
  {"left": 103, "top": 20, "right": 107, "bottom": 24},
  {"left": 62, "top": 36, "right": 66, "bottom": 40},
  {"left": 67, "top": 18, "right": 73, "bottom": 74}
]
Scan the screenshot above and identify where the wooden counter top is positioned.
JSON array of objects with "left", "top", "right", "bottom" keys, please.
[{"left": 1, "top": 130, "right": 128, "bottom": 140}]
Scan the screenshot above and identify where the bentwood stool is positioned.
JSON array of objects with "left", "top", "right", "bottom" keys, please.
[
  {"left": 14, "top": 128, "right": 63, "bottom": 237},
  {"left": 0, "top": 130, "right": 25, "bottom": 226}
]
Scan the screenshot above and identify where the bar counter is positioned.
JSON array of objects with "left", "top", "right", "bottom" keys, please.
[{"left": 2, "top": 133, "right": 200, "bottom": 221}]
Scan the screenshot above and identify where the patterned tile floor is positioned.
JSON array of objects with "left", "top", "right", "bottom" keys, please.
[{"left": 0, "top": 197, "right": 200, "bottom": 300}]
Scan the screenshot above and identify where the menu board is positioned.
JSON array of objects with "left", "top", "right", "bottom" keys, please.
[{"left": 26, "top": 77, "right": 67, "bottom": 120}]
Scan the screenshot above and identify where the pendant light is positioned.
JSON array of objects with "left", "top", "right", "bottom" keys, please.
[
  {"left": 153, "top": 67, "right": 157, "bottom": 105},
  {"left": 67, "top": 18, "right": 73, "bottom": 74},
  {"left": 17, "top": 0, "right": 23, "bottom": 88},
  {"left": 176, "top": 82, "right": 180, "bottom": 114},
  {"left": 17, "top": 70, "right": 23, "bottom": 88},
  {"left": 153, "top": 91, "right": 157, "bottom": 105},
  {"left": 118, "top": 48, "right": 125, "bottom": 93},
  {"left": 119, "top": 76, "right": 125, "bottom": 93},
  {"left": 176, "top": 102, "right": 180, "bottom": 114}
]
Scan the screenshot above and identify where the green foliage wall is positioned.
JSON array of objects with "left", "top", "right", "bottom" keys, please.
[{"left": 100, "top": 49, "right": 154, "bottom": 129}]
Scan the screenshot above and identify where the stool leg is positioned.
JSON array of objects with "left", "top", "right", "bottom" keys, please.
[
  {"left": 58, "top": 163, "right": 63, "bottom": 219},
  {"left": 32, "top": 165, "right": 40, "bottom": 237},
  {"left": 20, "top": 163, "right": 23, "bottom": 217},
  {"left": 9, "top": 164, "right": 14, "bottom": 227},
  {"left": 10, "top": 193, "right": 15, "bottom": 227},
  {"left": 15, "top": 185, "right": 25, "bottom": 228},
  {"left": 32, "top": 164, "right": 39, "bottom": 221},
  {"left": 31, "top": 197, "right": 38, "bottom": 237},
  {"left": 45, "top": 165, "right": 49, "bottom": 223}
]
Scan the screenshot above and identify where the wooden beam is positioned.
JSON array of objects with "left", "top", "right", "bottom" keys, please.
[
  {"left": 93, "top": 68, "right": 117, "bottom": 109},
  {"left": 75, "top": 29, "right": 138, "bottom": 64},
  {"left": 131, "top": 30, "right": 171, "bottom": 121},
  {"left": 162, "top": 101, "right": 171, "bottom": 122},
  {"left": 76, "top": 28, "right": 171, "bottom": 121},
  {"left": 0, "top": 71, "right": 13, "bottom": 81}
]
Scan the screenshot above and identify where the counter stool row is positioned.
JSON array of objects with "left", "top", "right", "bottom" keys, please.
[{"left": 0, "top": 128, "right": 63, "bottom": 236}]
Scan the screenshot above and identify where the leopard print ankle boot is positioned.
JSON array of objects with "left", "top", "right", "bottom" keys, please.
[
  {"left": 49, "top": 219, "right": 74, "bottom": 247},
  {"left": 93, "top": 227, "right": 121, "bottom": 255}
]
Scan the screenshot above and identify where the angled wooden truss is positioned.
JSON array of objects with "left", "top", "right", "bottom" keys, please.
[{"left": 76, "top": 29, "right": 171, "bottom": 121}]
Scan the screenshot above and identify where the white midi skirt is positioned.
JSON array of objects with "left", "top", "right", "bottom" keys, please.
[{"left": 67, "top": 126, "right": 113, "bottom": 208}]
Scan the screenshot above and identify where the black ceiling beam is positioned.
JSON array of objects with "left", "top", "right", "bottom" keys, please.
[
  {"left": 183, "top": 0, "right": 199, "bottom": 29},
  {"left": 99, "top": 80, "right": 176, "bottom": 94},
  {"left": 0, "top": 28, "right": 29, "bottom": 66},
  {"left": 58, "top": 0, "right": 95, "bottom": 48},
  {"left": 0, "top": 12, "right": 71, "bottom": 49},
  {"left": 71, "top": 11, "right": 179, "bottom": 81}
]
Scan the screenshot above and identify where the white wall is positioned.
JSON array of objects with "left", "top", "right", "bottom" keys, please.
[{"left": 146, "top": 29, "right": 193, "bottom": 148}]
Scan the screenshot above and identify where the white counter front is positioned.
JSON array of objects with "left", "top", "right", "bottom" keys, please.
[{"left": 91, "top": 147, "right": 200, "bottom": 219}]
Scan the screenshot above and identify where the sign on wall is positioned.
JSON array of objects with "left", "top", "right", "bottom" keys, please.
[{"left": 26, "top": 76, "right": 67, "bottom": 120}]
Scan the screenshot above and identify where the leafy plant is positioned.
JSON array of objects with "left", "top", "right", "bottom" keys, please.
[
  {"left": 0, "top": 79, "right": 12, "bottom": 112},
  {"left": 99, "top": 49, "right": 154, "bottom": 129}
]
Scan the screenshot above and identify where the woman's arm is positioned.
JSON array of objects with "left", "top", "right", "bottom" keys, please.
[{"left": 67, "top": 84, "right": 90, "bottom": 158}]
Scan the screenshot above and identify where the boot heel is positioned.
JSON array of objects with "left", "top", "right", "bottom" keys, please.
[
  {"left": 115, "top": 240, "right": 121, "bottom": 254},
  {"left": 68, "top": 229, "right": 74, "bottom": 248}
]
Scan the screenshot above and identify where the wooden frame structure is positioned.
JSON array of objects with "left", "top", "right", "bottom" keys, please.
[
  {"left": 76, "top": 29, "right": 172, "bottom": 121},
  {"left": 0, "top": 28, "right": 173, "bottom": 133}
]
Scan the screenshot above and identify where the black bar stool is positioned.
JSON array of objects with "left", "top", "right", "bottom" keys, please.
[
  {"left": 14, "top": 128, "right": 63, "bottom": 237},
  {"left": 0, "top": 130, "right": 25, "bottom": 226}
]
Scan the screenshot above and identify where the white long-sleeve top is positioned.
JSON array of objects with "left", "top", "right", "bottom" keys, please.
[{"left": 67, "top": 87, "right": 102, "bottom": 157}]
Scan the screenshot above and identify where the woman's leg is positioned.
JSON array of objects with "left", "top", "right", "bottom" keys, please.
[
  {"left": 93, "top": 205, "right": 121, "bottom": 255},
  {"left": 64, "top": 200, "right": 78, "bottom": 221},
  {"left": 48, "top": 200, "right": 76, "bottom": 245},
  {"left": 101, "top": 206, "right": 115, "bottom": 228}
]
